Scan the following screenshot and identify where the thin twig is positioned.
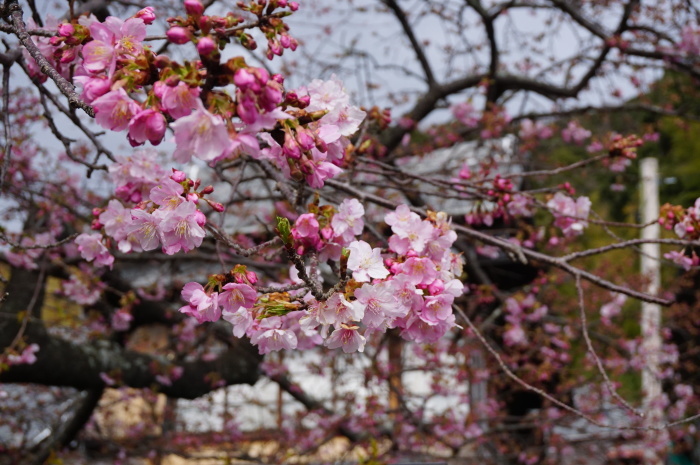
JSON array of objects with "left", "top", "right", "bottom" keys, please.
[
  {"left": 0, "top": 61, "right": 10, "bottom": 191},
  {"left": 7, "top": 0, "right": 94, "bottom": 117},
  {"left": 575, "top": 275, "right": 644, "bottom": 418},
  {"left": 454, "top": 304, "right": 700, "bottom": 430}
]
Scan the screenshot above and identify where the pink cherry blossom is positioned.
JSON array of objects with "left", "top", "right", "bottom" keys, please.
[
  {"left": 401, "top": 314, "right": 455, "bottom": 343},
  {"left": 154, "top": 81, "right": 201, "bottom": 119},
  {"left": 111, "top": 308, "right": 133, "bottom": 331},
  {"left": 252, "top": 327, "right": 298, "bottom": 354},
  {"left": 126, "top": 209, "right": 162, "bottom": 251},
  {"left": 73, "top": 74, "right": 111, "bottom": 103},
  {"left": 99, "top": 199, "right": 132, "bottom": 242},
  {"left": 219, "top": 283, "right": 257, "bottom": 313},
  {"left": 400, "top": 257, "right": 438, "bottom": 286},
  {"left": 600, "top": 293, "right": 626, "bottom": 321},
  {"left": 159, "top": 201, "right": 206, "bottom": 254},
  {"left": 420, "top": 294, "right": 454, "bottom": 325},
  {"left": 7, "top": 344, "right": 39, "bottom": 366},
  {"left": 451, "top": 101, "right": 479, "bottom": 127},
  {"left": 331, "top": 198, "right": 364, "bottom": 242},
  {"left": 302, "top": 149, "right": 343, "bottom": 188},
  {"left": 62, "top": 274, "right": 102, "bottom": 305},
  {"left": 222, "top": 307, "right": 254, "bottom": 338},
  {"left": 81, "top": 38, "right": 115, "bottom": 74},
  {"left": 324, "top": 325, "right": 366, "bottom": 353},
  {"left": 149, "top": 178, "right": 184, "bottom": 210},
  {"left": 353, "top": 282, "right": 406, "bottom": 329},
  {"left": 180, "top": 282, "right": 220, "bottom": 323},
  {"left": 171, "top": 102, "right": 230, "bottom": 162},
  {"left": 92, "top": 88, "right": 141, "bottom": 132},
  {"left": 664, "top": 250, "right": 695, "bottom": 271},
  {"left": 547, "top": 192, "right": 591, "bottom": 237},
  {"left": 128, "top": 109, "right": 167, "bottom": 146},
  {"left": 75, "top": 233, "right": 114, "bottom": 268},
  {"left": 317, "top": 292, "right": 362, "bottom": 326},
  {"left": 561, "top": 121, "right": 591, "bottom": 145},
  {"left": 346, "top": 240, "right": 389, "bottom": 282}
]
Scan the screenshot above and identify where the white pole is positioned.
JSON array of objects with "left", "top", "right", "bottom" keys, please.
[{"left": 639, "top": 157, "right": 664, "bottom": 464}]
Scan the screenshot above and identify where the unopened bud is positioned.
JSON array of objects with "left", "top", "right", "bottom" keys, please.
[
  {"left": 134, "top": 7, "right": 156, "bottom": 24},
  {"left": 166, "top": 26, "right": 191, "bottom": 44},
  {"left": 246, "top": 271, "right": 258, "bottom": 284},
  {"left": 184, "top": 0, "right": 204, "bottom": 16},
  {"left": 58, "top": 23, "right": 74, "bottom": 37},
  {"left": 171, "top": 169, "right": 186, "bottom": 182},
  {"left": 154, "top": 55, "right": 171, "bottom": 69},
  {"left": 197, "top": 36, "right": 216, "bottom": 56},
  {"left": 194, "top": 209, "right": 207, "bottom": 227},
  {"left": 209, "top": 201, "right": 225, "bottom": 212}
]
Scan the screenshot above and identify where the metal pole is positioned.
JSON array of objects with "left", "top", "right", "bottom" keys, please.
[{"left": 639, "top": 157, "right": 664, "bottom": 464}]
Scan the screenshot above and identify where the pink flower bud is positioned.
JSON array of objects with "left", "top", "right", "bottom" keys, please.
[
  {"left": 171, "top": 169, "right": 187, "bottom": 182},
  {"left": 91, "top": 219, "right": 103, "bottom": 230},
  {"left": 428, "top": 279, "right": 445, "bottom": 295},
  {"left": 154, "top": 55, "right": 171, "bottom": 69},
  {"left": 289, "top": 2, "right": 299, "bottom": 11},
  {"left": 134, "top": 7, "right": 156, "bottom": 24},
  {"left": 320, "top": 226, "right": 333, "bottom": 240},
  {"left": 58, "top": 23, "right": 74, "bottom": 37},
  {"left": 283, "top": 132, "right": 302, "bottom": 159},
  {"left": 185, "top": 0, "right": 204, "bottom": 16},
  {"left": 233, "top": 68, "right": 257, "bottom": 90},
  {"left": 246, "top": 271, "right": 258, "bottom": 284},
  {"left": 200, "top": 185, "right": 214, "bottom": 195},
  {"left": 295, "top": 127, "right": 315, "bottom": 151},
  {"left": 280, "top": 34, "right": 291, "bottom": 49},
  {"left": 197, "top": 36, "right": 216, "bottom": 56},
  {"left": 194, "top": 209, "right": 207, "bottom": 227},
  {"left": 210, "top": 202, "right": 225, "bottom": 212},
  {"left": 166, "top": 27, "right": 191, "bottom": 44},
  {"left": 60, "top": 48, "right": 77, "bottom": 63},
  {"left": 187, "top": 193, "right": 199, "bottom": 203},
  {"left": 268, "top": 37, "right": 283, "bottom": 56}
]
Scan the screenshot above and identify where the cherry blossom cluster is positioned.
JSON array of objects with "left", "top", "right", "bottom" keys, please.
[
  {"left": 32, "top": 0, "right": 360, "bottom": 191},
  {"left": 660, "top": 198, "right": 700, "bottom": 240},
  {"left": 560, "top": 120, "right": 591, "bottom": 145},
  {"left": 176, "top": 204, "right": 464, "bottom": 354},
  {"left": 502, "top": 294, "right": 548, "bottom": 347},
  {"left": 1, "top": 344, "right": 39, "bottom": 369},
  {"left": 546, "top": 192, "right": 592, "bottom": 238},
  {"left": 255, "top": 77, "right": 366, "bottom": 188},
  {"left": 178, "top": 265, "right": 259, "bottom": 325},
  {"left": 75, "top": 151, "right": 221, "bottom": 265},
  {"left": 451, "top": 102, "right": 512, "bottom": 139},
  {"left": 292, "top": 206, "right": 464, "bottom": 353},
  {"left": 60, "top": 269, "right": 104, "bottom": 305},
  {"left": 168, "top": 0, "right": 299, "bottom": 59},
  {"left": 660, "top": 198, "right": 700, "bottom": 270}
]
